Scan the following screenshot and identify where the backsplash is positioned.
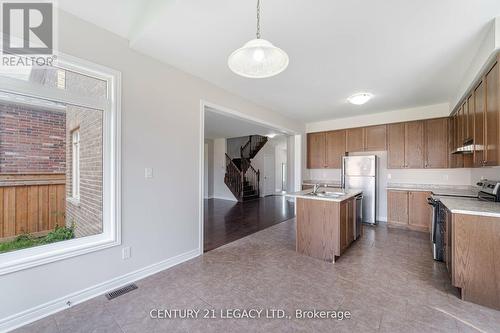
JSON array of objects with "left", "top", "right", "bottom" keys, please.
[{"left": 471, "top": 166, "right": 500, "bottom": 184}]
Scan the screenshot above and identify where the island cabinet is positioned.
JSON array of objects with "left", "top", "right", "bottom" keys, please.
[
  {"left": 296, "top": 196, "right": 357, "bottom": 263},
  {"left": 445, "top": 212, "right": 500, "bottom": 310},
  {"left": 387, "top": 190, "right": 432, "bottom": 232}
]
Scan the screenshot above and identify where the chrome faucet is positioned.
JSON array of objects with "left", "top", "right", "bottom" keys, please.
[{"left": 313, "top": 184, "right": 321, "bottom": 194}]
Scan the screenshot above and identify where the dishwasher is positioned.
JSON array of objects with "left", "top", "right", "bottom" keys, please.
[{"left": 354, "top": 194, "right": 363, "bottom": 239}]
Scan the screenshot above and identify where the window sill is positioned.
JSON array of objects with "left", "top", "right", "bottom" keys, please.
[{"left": 0, "top": 233, "right": 120, "bottom": 275}]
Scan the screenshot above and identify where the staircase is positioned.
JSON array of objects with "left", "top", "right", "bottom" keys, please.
[{"left": 224, "top": 135, "right": 268, "bottom": 202}]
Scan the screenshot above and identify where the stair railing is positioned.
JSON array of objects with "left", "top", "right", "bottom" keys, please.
[
  {"left": 244, "top": 163, "right": 260, "bottom": 197},
  {"left": 225, "top": 153, "right": 242, "bottom": 198}
]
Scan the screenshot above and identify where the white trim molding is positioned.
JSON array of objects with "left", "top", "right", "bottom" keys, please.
[{"left": 0, "top": 248, "right": 200, "bottom": 333}]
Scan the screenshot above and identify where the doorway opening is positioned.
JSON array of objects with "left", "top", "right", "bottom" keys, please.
[{"left": 201, "top": 102, "right": 300, "bottom": 252}]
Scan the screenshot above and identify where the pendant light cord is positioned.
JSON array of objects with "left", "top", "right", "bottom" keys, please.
[{"left": 256, "top": 0, "right": 261, "bottom": 39}]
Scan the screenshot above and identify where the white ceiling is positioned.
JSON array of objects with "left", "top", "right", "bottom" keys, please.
[
  {"left": 204, "top": 107, "right": 285, "bottom": 139},
  {"left": 59, "top": 0, "right": 500, "bottom": 122}
]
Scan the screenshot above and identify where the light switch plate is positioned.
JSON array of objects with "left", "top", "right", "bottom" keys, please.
[
  {"left": 122, "top": 247, "right": 131, "bottom": 260},
  {"left": 145, "top": 168, "right": 153, "bottom": 179}
]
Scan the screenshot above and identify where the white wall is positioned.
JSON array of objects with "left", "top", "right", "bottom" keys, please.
[
  {"left": 452, "top": 17, "right": 500, "bottom": 111},
  {"left": 204, "top": 139, "right": 214, "bottom": 198},
  {"left": 212, "top": 138, "right": 237, "bottom": 201},
  {"left": 471, "top": 166, "right": 500, "bottom": 184},
  {"left": 275, "top": 144, "right": 287, "bottom": 192},
  {"left": 306, "top": 103, "right": 450, "bottom": 133},
  {"left": 0, "top": 10, "right": 304, "bottom": 328}
]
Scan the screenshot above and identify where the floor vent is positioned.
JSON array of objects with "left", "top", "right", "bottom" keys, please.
[{"left": 105, "top": 283, "right": 138, "bottom": 300}]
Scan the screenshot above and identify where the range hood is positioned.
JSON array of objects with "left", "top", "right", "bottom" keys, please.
[{"left": 452, "top": 139, "right": 483, "bottom": 155}]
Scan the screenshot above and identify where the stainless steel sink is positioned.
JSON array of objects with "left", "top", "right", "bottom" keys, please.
[{"left": 307, "top": 191, "right": 345, "bottom": 198}]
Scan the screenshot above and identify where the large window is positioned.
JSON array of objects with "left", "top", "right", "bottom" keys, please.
[{"left": 0, "top": 54, "right": 121, "bottom": 275}]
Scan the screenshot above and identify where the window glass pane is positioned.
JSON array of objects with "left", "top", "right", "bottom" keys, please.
[
  {"left": 0, "top": 92, "right": 104, "bottom": 253},
  {"left": 0, "top": 64, "right": 107, "bottom": 99}
]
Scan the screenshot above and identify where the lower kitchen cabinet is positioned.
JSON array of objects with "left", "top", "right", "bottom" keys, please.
[
  {"left": 387, "top": 190, "right": 408, "bottom": 225},
  {"left": 387, "top": 190, "right": 431, "bottom": 232},
  {"left": 408, "top": 191, "right": 432, "bottom": 230}
]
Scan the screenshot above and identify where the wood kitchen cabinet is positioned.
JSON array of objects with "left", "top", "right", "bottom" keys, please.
[
  {"left": 405, "top": 121, "right": 425, "bottom": 168},
  {"left": 307, "top": 132, "right": 326, "bottom": 168},
  {"left": 408, "top": 191, "right": 432, "bottom": 230},
  {"left": 325, "top": 130, "right": 346, "bottom": 168},
  {"left": 387, "top": 190, "right": 408, "bottom": 225},
  {"left": 485, "top": 61, "right": 499, "bottom": 166},
  {"left": 296, "top": 196, "right": 357, "bottom": 262},
  {"left": 387, "top": 190, "right": 431, "bottom": 232},
  {"left": 387, "top": 123, "right": 406, "bottom": 168},
  {"left": 474, "top": 80, "right": 485, "bottom": 167},
  {"left": 424, "top": 118, "right": 449, "bottom": 168},
  {"left": 364, "top": 125, "right": 387, "bottom": 151},
  {"left": 346, "top": 127, "right": 365, "bottom": 152}
]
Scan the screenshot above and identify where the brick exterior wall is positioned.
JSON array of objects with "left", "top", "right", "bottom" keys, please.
[
  {"left": 0, "top": 103, "right": 66, "bottom": 173},
  {"left": 65, "top": 105, "right": 103, "bottom": 238}
]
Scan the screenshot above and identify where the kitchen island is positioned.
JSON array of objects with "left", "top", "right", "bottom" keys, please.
[{"left": 286, "top": 188, "right": 362, "bottom": 263}]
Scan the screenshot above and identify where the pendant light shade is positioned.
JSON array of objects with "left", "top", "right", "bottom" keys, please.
[
  {"left": 228, "top": 38, "right": 289, "bottom": 78},
  {"left": 228, "top": 0, "right": 289, "bottom": 78}
]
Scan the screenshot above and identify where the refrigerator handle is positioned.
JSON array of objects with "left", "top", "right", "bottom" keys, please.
[{"left": 341, "top": 156, "right": 345, "bottom": 189}]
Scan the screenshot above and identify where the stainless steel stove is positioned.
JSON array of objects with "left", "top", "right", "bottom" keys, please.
[{"left": 477, "top": 180, "right": 500, "bottom": 202}]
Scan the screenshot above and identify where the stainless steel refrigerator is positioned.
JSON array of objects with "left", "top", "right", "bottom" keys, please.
[{"left": 341, "top": 155, "right": 377, "bottom": 224}]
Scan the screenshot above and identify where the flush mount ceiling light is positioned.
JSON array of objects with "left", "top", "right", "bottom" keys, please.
[
  {"left": 228, "top": 0, "right": 289, "bottom": 78},
  {"left": 347, "top": 93, "right": 374, "bottom": 105}
]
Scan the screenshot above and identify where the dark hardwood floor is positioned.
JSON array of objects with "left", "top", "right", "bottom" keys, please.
[{"left": 204, "top": 195, "right": 295, "bottom": 252}]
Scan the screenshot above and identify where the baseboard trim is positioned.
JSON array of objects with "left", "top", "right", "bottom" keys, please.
[{"left": 0, "top": 248, "right": 201, "bottom": 333}]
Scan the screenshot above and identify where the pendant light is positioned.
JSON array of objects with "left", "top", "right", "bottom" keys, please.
[{"left": 228, "top": 0, "right": 289, "bottom": 78}]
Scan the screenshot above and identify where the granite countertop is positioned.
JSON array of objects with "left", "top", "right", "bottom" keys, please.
[
  {"left": 302, "top": 179, "right": 341, "bottom": 186},
  {"left": 435, "top": 196, "right": 500, "bottom": 218},
  {"left": 286, "top": 187, "right": 362, "bottom": 202},
  {"left": 386, "top": 183, "right": 479, "bottom": 198}
]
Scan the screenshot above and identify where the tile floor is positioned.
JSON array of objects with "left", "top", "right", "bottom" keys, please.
[{"left": 13, "top": 220, "right": 500, "bottom": 333}]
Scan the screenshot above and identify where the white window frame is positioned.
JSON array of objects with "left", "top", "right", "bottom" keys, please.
[
  {"left": 0, "top": 52, "right": 121, "bottom": 275},
  {"left": 71, "top": 128, "right": 81, "bottom": 201}
]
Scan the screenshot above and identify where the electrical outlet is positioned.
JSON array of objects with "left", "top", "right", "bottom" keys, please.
[
  {"left": 122, "top": 247, "right": 131, "bottom": 260},
  {"left": 145, "top": 168, "right": 153, "bottom": 179}
]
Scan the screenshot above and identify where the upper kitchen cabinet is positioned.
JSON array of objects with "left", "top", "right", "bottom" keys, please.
[
  {"left": 424, "top": 118, "right": 449, "bottom": 168},
  {"left": 364, "top": 125, "right": 387, "bottom": 151},
  {"left": 473, "top": 80, "right": 485, "bottom": 167},
  {"left": 325, "top": 130, "right": 346, "bottom": 168},
  {"left": 307, "top": 132, "right": 326, "bottom": 168},
  {"left": 405, "top": 121, "right": 425, "bottom": 168},
  {"left": 485, "top": 61, "right": 499, "bottom": 166},
  {"left": 467, "top": 94, "right": 474, "bottom": 143},
  {"left": 387, "top": 123, "right": 406, "bottom": 168},
  {"left": 346, "top": 127, "right": 365, "bottom": 152}
]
